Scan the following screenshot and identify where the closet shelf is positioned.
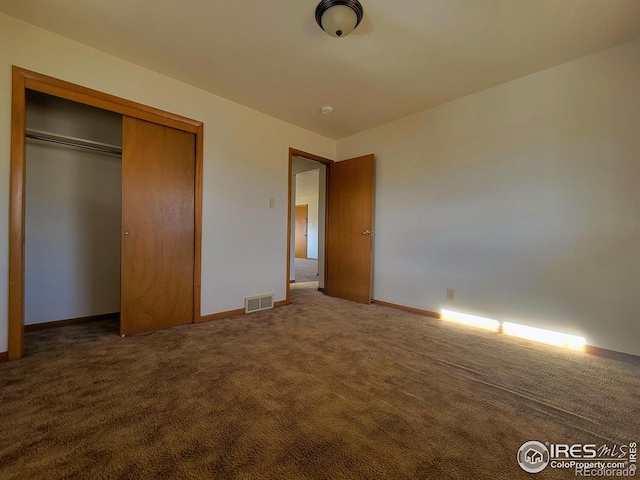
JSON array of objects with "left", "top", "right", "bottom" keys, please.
[{"left": 25, "top": 128, "right": 122, "bottom": 156}]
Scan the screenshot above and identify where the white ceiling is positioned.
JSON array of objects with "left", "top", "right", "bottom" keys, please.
[
  {"left": 296, "top": 169, "right": 320, "bottom": 198},
  {"left": 2, "top": 1, "right": 640, "bottom": 139}
]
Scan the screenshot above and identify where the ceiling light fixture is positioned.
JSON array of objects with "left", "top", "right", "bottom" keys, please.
[
  {"left": 320, "top": 105, "right": 334, "bottom": 115},
  {"left": 315, "top": 0, "right": 364, "bottom": 38}
]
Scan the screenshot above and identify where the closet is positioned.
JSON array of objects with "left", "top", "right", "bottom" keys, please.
[
  {"left": 13, "top": 75, "right": 199, "bottom": 358},
  {"left": 9, "top": 67, "right": 203, "bottom": 360},
  {"left": 25, "top": 91, "right": 123, "bottom": 330}
]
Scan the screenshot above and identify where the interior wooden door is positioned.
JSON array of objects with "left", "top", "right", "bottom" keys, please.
[
  {"left": 295, "top": 204, "right": 308, "bottom": 258},
  {"left": 120, "top": 116, "right": 195, "bottom": 335},
  {"left": 326, "top": 154, "right": 375, "bottom": 304}
]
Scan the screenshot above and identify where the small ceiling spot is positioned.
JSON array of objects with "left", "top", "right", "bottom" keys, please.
[{"left": 320, "top": 105, "right": 333, "bottom": 115}]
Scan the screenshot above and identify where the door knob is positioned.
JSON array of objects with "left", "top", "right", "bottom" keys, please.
[
  {"left": 363, "top": 230, "right": 372, "bottom": 236},
  {"left": 124, "top": 231, "right": 129, "bottom": 235}
]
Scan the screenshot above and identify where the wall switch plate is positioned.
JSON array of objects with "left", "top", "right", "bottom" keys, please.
[
  {"left": 447, "top": 288, "right": 455, "bottom": 300},
  {"left": 268, "top": 198, "right": 275, "bottom": 209}
]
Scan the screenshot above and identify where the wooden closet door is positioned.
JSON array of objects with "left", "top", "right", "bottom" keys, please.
[{"left": 120, "top": 117, "right": 195, "bottom": 336}]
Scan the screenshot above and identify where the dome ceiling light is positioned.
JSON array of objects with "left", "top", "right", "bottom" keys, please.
[{"left": 315, "top": 0, "right": 364, "bottom": 38}]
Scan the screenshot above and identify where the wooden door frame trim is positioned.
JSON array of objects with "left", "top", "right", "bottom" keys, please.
[
  {"left": 8, "top": 66, "right": 204, "bottom": 360},
  {"left": 286, "top": 148, "right": 333, "bottom": 303}
]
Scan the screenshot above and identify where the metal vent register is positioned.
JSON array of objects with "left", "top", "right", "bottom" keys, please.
[{"left": 245, "top": 294, "right": 274, "bottom": 313}]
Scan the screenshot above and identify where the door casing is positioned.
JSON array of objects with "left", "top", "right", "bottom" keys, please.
[{"left": 8, "top": 66, "right": 204, "bottom": 360}]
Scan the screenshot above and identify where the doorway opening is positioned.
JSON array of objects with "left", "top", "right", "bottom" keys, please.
[
  {"left": 24, "top": 90, "right": 123, "bottom": 339},
  {"left": 291, "top": 159, "right": 325, "bottom": 288},
  {"left": 286, "top": 148, "right": 376, "bottom": 305},
  {"left": 286, "top": 149, "right": 333, "bottom": 302},
  {"left": 294, "top": 166, "right": 323, "bottom": 286}
]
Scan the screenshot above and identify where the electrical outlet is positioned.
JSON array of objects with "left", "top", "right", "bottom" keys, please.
[
  {"left": 447, "top": 288, "right": 455, "bottom": 300},
  {"left": 268, "top": 198, "right": 275, "bottom": 209}
]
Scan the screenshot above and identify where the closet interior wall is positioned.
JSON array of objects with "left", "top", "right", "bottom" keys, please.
[{"left": 25, "top": 90, "right": 123, "bottom": 326}]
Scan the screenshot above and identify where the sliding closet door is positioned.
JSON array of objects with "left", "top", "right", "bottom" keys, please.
[{"left": 120, "top": 117, "right": 195, "bottom": 335}]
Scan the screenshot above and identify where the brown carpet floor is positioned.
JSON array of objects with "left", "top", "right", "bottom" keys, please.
[
  {"left": 1, "top": 283, "right": 638, "bottom": 479},
  {"left": 294, "top": 258, "right": 318, "bottom": 284}
]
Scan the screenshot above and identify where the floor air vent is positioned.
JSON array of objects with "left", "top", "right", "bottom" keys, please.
[{"left": 245, "top": 294, "right": 274, "bottom": 313}]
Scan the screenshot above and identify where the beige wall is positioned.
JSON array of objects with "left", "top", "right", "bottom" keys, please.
[
  {"left": 337, "top": 39, "right": 640, "bottom": 356},
  {"left": 0, "top": 13, "right": 335, "bottom": 352}
]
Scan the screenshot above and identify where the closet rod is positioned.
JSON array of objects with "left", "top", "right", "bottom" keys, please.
[{"left": 25, "top": 128, "right": 122, "bottom": 156}]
